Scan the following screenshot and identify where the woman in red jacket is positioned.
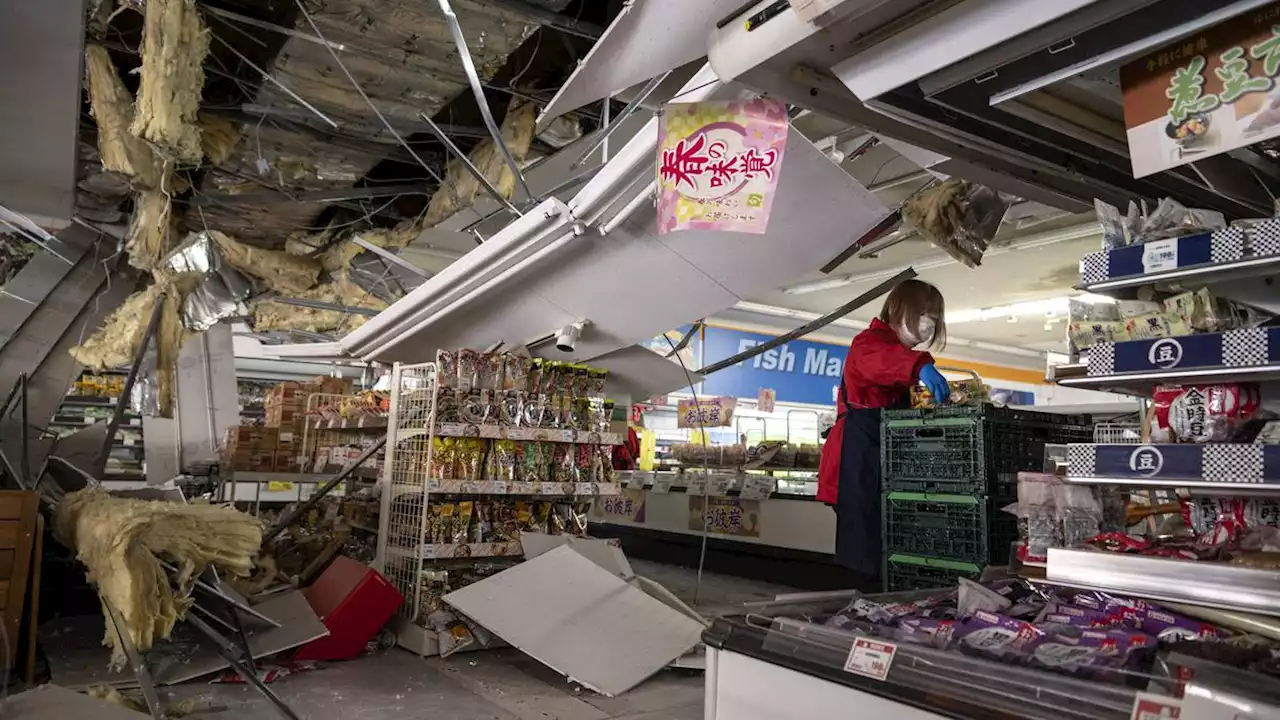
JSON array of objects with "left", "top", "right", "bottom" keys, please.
[{"left": 816, "top": 279, "right": 951, "bottom": 585}]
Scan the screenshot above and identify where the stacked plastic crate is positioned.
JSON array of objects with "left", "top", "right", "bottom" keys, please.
[{"left": 880, "top": 406, "right": 1091, "bottom": 590}]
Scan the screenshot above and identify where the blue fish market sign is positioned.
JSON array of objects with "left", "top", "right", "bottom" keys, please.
[{"left": 701, "top": 326, "right": 846, "bottom": 406}]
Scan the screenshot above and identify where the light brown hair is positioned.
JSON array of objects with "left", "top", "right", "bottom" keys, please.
[{"left": 878, "top": 279, "right": 946, "bottom": 350}]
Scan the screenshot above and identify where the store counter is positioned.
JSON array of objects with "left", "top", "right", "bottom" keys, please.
[{"left": 589, "top": 472, "right": 869, "bottom": 590}]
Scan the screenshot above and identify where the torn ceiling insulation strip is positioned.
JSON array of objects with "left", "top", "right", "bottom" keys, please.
[
  {"left": 130, "top": 0, "right": 209, "bottom": 165},
  {"left": 54, "top": 486, "right": 261, "bottom": 667},
  {"left": 263, "top": 64, "right": 890, "bottom": 386}
]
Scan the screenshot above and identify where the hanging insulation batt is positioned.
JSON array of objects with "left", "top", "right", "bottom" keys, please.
[
  {"left": 129, "top": 0, "right": 209, "bottom": 165},
  {"left": 251, "top": 271, "right": 387, "bottom": 333},
  {"left": 84, "top": 45, "right": 163, "bottom": 189},
  {"left": 421, "top": 100, "right": 537, "bottom": 228},
  {"left": 69, "top": 273, "right": 200, "bottom": 416},
  {"left": 54, "top": 487, "right": 261, "bottom": 666},
  {"left": 125, "top": 189, "right": 174, "bottom": 271},
  {"left": 211, "top": 230, "right": 322, "bottom": 294}
]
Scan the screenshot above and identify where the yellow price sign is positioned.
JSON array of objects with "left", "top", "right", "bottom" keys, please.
[{"left": 267, "top": 481, "right": 295, "bottom": 492}]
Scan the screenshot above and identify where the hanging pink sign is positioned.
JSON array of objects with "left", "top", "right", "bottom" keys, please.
[{"left": 657, "top": 98, "right": 790, "bottom": 235}]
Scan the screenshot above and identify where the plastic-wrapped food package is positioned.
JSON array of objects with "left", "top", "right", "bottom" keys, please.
[
  {"left": 1149, "top": 384, "right": 1261, "bottom": 443},
  {"left": 1095, "top": 198, "right": 1130, "bottom": 250},
  {"left": 1017, "top": 472, "right": 1060, "bottom": 563},
  {"left": 1052, "top": 484, "right": 1103, "bottom": 549}
]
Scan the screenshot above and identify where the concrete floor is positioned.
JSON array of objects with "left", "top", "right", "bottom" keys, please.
[{"left": 139, "top": 561, "right": 796, "bottom": 719}]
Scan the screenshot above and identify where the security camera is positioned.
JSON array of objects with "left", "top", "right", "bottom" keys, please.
[{"left": 555, "top": 321, "right": 585, "bottom": 353}]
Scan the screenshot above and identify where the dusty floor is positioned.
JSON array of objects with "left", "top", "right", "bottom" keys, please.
[{"left": 127, "top": 561, "right": 795, "bottom": 719}]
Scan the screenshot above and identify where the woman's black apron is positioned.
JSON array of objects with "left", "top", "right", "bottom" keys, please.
[{"left": 834, "top": 401, "right": 883, "bottom": 580}]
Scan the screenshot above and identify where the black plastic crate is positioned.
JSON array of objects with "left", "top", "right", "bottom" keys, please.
[
  {"left": 881, "top": 406, "right": 1092, "bottom": 495},
  {"left": 882, "top": 491, "right": 1018, "bottom": 566},
  {"left": 885, "top": 553, "right": 982, "bottom": 592}
]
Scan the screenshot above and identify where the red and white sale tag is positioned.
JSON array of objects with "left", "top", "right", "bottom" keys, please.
[
  {"left": 1130, "top": 692, "right": 1180, "bottom": 720},
  {"left": 843, "top": 637, "right": 896, "bottom": 681}
]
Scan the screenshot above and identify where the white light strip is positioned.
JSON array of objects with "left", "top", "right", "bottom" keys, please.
[{"left": 946, "top": 293, "right": 1116, "bottom": 325}]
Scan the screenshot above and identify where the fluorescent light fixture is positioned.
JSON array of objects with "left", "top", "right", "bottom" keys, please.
[
  {"left": 782, "top": 275, "right": 855, "bottom": 295},
  {"left": 946, "top": 293, "right": 1116, "bottom": 325}
]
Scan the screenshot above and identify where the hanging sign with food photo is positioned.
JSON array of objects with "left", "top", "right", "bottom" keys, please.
[{"left": 1122, "top": 4, "right": 1280, "bottom": 177}]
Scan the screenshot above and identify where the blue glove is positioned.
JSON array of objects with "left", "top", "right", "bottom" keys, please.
[{"left": 919, "top": 363, "right": 951, "bottom": 405}]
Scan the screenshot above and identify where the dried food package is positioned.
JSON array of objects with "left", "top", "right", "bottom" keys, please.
[
  {"left": 436, "top": 350, "right": 457, "bottom": 389},
  {"left": 455, "top": 439, "right": 486, "bottom": 481},
  {"left": 458, "top": 349, "right": 480, "bottom": 391},
  {"left": 478, "top": 352, "right": 503, "bottom": 391},
  {"left": 504, "top": 354, "right": 531, "bottom": 392},
  {"left": 432, "top": 437, "right": 457, "bottom": 480},
  {"left": 454, "top": 502, "right": 474, "bottom": 544},
  {"left": 499, "top": 390, "right": 524, "bottom": 426},
  {"left": 489, "top": 440, "right": 516, "bottom": 482},
  {"left": 436, "top": 388, "right": 459, "bottom": 424}
]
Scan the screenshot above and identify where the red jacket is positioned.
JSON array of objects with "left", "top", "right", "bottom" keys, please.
[{"left": 816, "top": 318, "right": 932, "bottom": 503}]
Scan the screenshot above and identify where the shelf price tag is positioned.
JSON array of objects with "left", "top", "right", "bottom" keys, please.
[
  {"left": 843, "top": 637, "right": 896, "bottom": 681},
  {"left": 1141, "top": 238, "right": 1178, "bottom": 273},
  {"left": 683, "top": 475, "right": 708, "bottom": 496},
  {"left": 651, "top": 475, "right": 674, "bottom": 494},
  {"left": 624, "top": 471, "right": 648, "bottom": 490},
  {"left": 740, "top": 475, "right": 775, "bottom": 501},
  {"left": 1129, "top": 692, "right": 1180, "bottom": 720}
]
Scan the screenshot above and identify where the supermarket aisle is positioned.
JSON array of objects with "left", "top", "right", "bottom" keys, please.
[{"left": 167, "top": 562, "right": 794, "bottom": 719}]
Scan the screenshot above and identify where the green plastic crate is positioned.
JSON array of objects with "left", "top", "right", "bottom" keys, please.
[
  {"left": 881, "top": 406, "right": 1091, "bottom": 495},
  {"left": 885, "top": 553, "right": 982, "bottom": 592},
  {"left": 881, "top": 491, "right": 1018, "bottom": 566}
]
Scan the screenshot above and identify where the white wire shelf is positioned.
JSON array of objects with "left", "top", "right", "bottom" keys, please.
[
  {"left": 387, "top": 542, "right": 524, "bottom": 561},
  {"left": 396, "top": 422, "right": 622, "bottom": 445},
  {"left": 424, "top": 480, "right": 622, "bottom": 495},
  {"left": 307, "top": 415, "right": 389, "bottom": 431}
]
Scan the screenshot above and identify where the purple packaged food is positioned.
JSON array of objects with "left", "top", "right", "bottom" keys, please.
[
  {"left": 1029, "top": 627, "right": 1154, "bottom": 672},
  {"left": 1037, "top": 603, "right": 1121, "bottom": 628},
  {"left": 1135, "top": 606, "right": 1227, "bottom": 641},
  {"left": 896, "top": 617, "right": 957, "bottom": 649},
  {"left": 954, "top": 611, "right": 1042, "bottom": 658}
]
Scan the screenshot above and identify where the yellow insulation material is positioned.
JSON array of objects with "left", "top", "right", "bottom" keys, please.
[
  {"left": 211, "top": 230, "right": 322, "bottom": 294},
  {"left": 84, "top": 45, "right": 163, "bottom": 189},
  {"left": 69, "top": 274, "right": 200, "bottom": 416},
  {"left": 125, "top": 189, "right": 173, "bottom": 271},
  {"left": 421, "top": 100, "right": 537, "bottom": 228},
  {"left": 55, "top": 487, "right": 261, "bottom": 667},
  {"left": 251, "top": 272, "right": 387, "bottom": 334},
  {"left": 199, "top": 113, "right": 241, "bottom": 166},
  {"left": 130, "top": 0, "right": 209, "bottom": 165}
]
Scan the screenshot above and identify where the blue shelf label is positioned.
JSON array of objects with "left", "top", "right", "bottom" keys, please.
[
  {"left": 1076, "top": 224, "right": 1280, "bottom": 285},
  {"left": 1069, "top": 444, "right": 1280, "bottom": 485},
  {"left": 1087, "top": 328, "right": 1279, "bottom": 375}
]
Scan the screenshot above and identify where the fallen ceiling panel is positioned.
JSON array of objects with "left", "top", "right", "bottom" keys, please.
[
  {"left": 363, "top": 124, "right": 886, "bottom": 364},
  {"left": 537, "top": 0, "right": 746, "bottom": 127},
  {"left": 444, "top": 545, "right": 705, "bottom": 696}
]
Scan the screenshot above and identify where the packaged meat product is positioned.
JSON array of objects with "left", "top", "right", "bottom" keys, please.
[{"left": 1150, "top": 384, "right": 1260, "bottom": 443}]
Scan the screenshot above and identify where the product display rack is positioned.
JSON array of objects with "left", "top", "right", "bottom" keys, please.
[
  {"left": 53, "top": 369, "right": 146, "bottom": 482},
  {"left": 1049, "top": 223, "right": 1280, "bottom": 615},
  {"left": 375, "top": 360, "right": 626, "bottom": 654}
]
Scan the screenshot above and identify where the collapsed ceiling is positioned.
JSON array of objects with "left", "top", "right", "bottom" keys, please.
[{"left": 68, "top": 0, "right": 622, "bottom": 409}]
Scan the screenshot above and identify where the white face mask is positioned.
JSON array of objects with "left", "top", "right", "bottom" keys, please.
[{"left": 899, "top": 316, "right": 937, "bottom": 347}]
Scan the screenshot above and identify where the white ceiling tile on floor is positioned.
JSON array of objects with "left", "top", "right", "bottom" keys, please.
[{"left": 444, "top": 546, "right": 705, "bottom": 697}]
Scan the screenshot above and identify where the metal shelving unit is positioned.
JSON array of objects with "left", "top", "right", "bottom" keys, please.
[
  {"left": 1048, "top": 222, "right": 1280, "bottom": 612},
  {"left": 374, "top": 359, "right": 626, "bottom": 654}
]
